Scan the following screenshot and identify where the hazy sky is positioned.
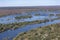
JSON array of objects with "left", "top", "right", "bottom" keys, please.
[{"left": 0, "top": 0, "right": 60, "bottom": 7}]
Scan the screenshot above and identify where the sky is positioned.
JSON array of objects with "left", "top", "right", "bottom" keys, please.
[{"left": 0, "top": 0, "right": 60, "bottom": 7}]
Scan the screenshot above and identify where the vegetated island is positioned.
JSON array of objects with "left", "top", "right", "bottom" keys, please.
[
  {"left": 0, "top": 19, "right": 49, "bottom": 33},
  {"left": 15, "top": 15, "right": 32, "bottom": 19}
]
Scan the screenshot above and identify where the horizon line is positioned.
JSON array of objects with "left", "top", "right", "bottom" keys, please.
[{"left": 0, "top": 5, "right": 60, "bottom": 7}]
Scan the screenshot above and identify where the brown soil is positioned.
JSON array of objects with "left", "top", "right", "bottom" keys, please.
[{"left": 0, "top": 6, "right": 60, "bottom": 16}]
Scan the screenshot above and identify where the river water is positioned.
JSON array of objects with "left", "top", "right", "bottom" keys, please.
[{"left": 0, "top": 12, "right": 60, "bottom": 40}]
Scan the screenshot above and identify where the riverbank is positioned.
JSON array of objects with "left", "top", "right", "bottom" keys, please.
[{"left": 13, "top": 23, "right": 60, "bottom": 40}]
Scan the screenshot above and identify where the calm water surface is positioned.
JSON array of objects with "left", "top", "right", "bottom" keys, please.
[{"left": 0, "top": 12, "right": 60, "bottom": 40}]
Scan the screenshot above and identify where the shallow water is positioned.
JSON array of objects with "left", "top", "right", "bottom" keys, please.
[
  {"left": 0, "top": 13, "right": 58, "bottom": 24},
  {"left": 0, "top": 12, "right": 60, "bottom": 40},
  {"left": 0, "top": 19, "right": 60, "bottom": 40}
]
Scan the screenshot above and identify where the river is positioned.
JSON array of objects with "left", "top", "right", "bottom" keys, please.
[{"left": 0, "top": 12, "right": 60, "bottom": 40}]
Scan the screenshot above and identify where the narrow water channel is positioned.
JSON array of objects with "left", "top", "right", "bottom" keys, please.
[{"left": 0, "top": 19, "right": 60, "bottom": 40}]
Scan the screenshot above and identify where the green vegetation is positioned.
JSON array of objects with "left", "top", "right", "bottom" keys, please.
[
  {"left": 13, "top": 23, "right": 60, "bottom": 40},
  {"left": 0, "top": 19, "right": 49, "bottom": 33},
  {"left": 49, "top": 14, "right": 54, "bottom": 16},
  {"left": 35, "top": 14, "right": 40, "bottom": 16},
  {"left": 15, "top": 15, "right": 32, "bottom": 19},
  {"left": 51, "top": 17, "right": 60, "bottom": 21},
  {"left": 49, "top": 14, "right": 60, "bottom": 17},
  {"left": 56, "top": 14, "right": 60, "bottom": 16}
]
